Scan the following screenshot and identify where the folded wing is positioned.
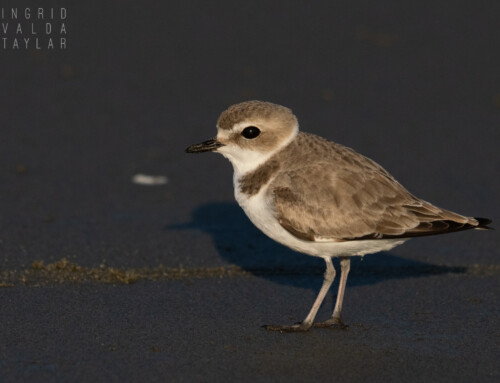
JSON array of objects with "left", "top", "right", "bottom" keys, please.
[{"left": 270, "top": 160, "right": 482, "bottom": 242}]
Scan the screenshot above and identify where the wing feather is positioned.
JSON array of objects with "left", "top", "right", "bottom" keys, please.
[{"left": 268, "top": 133, "right": 477, "bottom": 242}]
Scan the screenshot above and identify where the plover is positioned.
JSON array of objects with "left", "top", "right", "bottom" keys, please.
[{"left": 186, "top": 100, "right": 491, "bottom": 332}]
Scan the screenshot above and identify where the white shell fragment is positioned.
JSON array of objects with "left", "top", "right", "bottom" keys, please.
[{"left": 131, "top": 174, "right": 169, "bottom": 185}]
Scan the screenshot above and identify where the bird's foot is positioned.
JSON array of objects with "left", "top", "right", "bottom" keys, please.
[
  {"left": 312, "top": 318, "right": 349, "bottom": 330},
  {"left": 264, "top": 322, "right": 311, "bottom": 333}
]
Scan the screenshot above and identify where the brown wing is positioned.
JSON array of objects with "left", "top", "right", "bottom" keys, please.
[{"left": 269, "top": 161, "right": 478, "bottom": 242}]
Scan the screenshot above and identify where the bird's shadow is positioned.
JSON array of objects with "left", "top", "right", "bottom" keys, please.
[{"left": 167, "top": 202, "right": 466, "bottom": 292}]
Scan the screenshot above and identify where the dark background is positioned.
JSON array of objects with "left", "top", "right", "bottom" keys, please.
[{"left": 0, "top": 1, "right": 499, "bottom": 381}]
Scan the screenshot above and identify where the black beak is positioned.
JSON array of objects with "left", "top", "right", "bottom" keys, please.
[{"left": 185, "top": 138, "right": 224, "bottom": 153}]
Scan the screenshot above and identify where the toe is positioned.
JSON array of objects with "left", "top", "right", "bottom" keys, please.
[
  {"left": 312, "top": 319, "right": 349, "bottom": 330},
  {"left": 264, "top": 322, "right": 311, "bottom": 332}
]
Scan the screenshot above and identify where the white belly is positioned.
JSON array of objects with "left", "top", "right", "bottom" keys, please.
[{"left": 234, "top": 178, "right": 407, "bottom": 259}]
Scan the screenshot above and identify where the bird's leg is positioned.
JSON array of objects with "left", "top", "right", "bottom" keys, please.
[
  {"left": 265, "top": 258, "right": 336, "bottom": 332},
  {"left": 312, "top": 256, "right": 351, "bottom": 329}
]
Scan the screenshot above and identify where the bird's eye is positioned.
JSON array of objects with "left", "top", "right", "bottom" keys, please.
[{"left": 241, "top": 126, "right": 261, "bottom": 139}]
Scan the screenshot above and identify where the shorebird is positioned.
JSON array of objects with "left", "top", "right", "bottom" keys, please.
[{"left": 186, "top": 100, "right": 491, "bottom": 332}]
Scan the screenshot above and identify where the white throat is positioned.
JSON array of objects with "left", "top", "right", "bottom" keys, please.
[{"left": 217, "top": 125, "right": 298, "bottom": 177}]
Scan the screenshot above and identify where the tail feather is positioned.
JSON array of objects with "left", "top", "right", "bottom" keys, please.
[{"left": 474, "top": 217, "right": 493, "bottom": 230}]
